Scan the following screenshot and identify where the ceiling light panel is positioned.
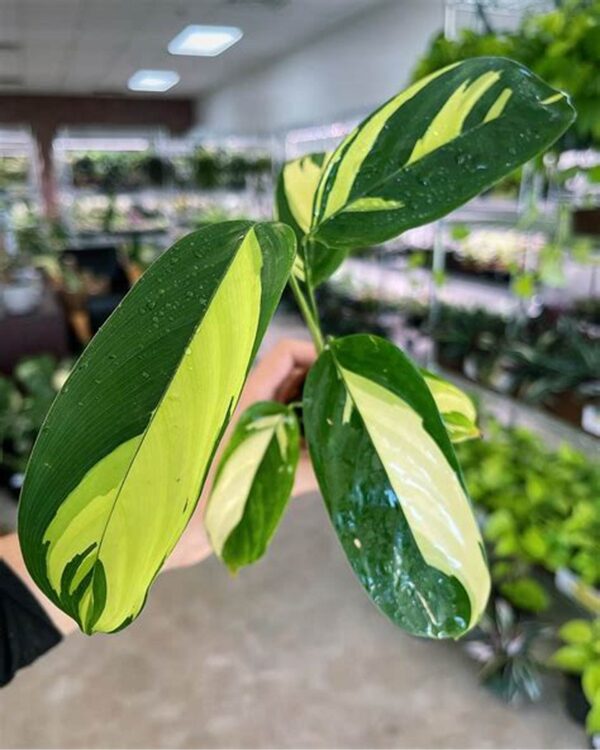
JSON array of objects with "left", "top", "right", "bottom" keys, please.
[
  {"left": 168, "top": 25, "right": 243, "bottom": 57},
  {"left": 128, "top": 70, "right": 180, "bottom": 92}
]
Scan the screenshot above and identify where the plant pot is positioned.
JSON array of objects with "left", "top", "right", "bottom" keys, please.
[
  {"left": 573, "top": 207, "right": 600, "bottom": 237},
  {"left": 564, "top": 674, "right": 590, "bottom": 727},
  {"left": 545, "top": 391, "right": 585, "bottom": 428},
  {"left": 446, "top": 252, "right": 511, "bottom": 284},
  {"left": 437, "top": 354, "right": 463, "bottom": 374}
]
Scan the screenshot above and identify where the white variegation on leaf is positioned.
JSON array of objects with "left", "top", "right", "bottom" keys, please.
[{"left": 339, "top": 366, "right": 489, "bottom": 629}]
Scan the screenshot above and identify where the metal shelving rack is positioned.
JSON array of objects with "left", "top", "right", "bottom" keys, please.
[
  {"left": 444, "top": 0, "right": 556, "bottom": 37},
  {"left": 53, "top": 127, "right": 276, "bottom": 256},
  {"left": 52, "top": 127, "right": 170, "bottom": 240},
  {"left": 0, "top": 127, "right": 42, "bottom": 256}
]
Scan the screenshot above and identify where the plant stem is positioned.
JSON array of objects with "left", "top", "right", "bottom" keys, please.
[
  {"left": 301, "top": 236, "right": 324, "bottom": 330},
  {"left": 289, "top": 274, "right": 324, "bottom": 353}
]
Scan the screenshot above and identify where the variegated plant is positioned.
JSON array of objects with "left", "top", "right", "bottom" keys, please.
[{"left": 18, "top": 57, "right": 575, "bottom": 638}]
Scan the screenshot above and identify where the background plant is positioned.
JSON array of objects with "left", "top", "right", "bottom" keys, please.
[
  {"left": 0, "top": 356, "right": 72, "bottom": 479},
  {"left": 457, "top": 420, "right": 600, "bottom": 604},
  {"left": 551, "top": 618, "right": 600, "bottom": 734},
  {"left": 465, "top": 597, "right": 549, "bottom": 704}
]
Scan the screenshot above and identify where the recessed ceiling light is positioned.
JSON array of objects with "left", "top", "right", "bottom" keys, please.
[
  {"left": 127, "top": 70, "right": 180, "bottom": 92},
  {"left": 168, "top": 25, "right": 243, "bottom": 57}
]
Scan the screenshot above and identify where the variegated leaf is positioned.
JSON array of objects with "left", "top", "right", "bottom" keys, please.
[
  {"left": 310, "top": 57, "right": 575, "bottom": 249},
  {"left": 422, "top": 369, "right": 480, "bottom": 443},
  {"left": 205, "top": 401, "right": 300, "bottom": 573},
  {"left": 275, "top": 152, "right": 346, "bottom": 286},
  {"left": 304, "top": 334, "right": 490, "bottom": 639},
  {"left": 18, "top": 221, "right": 295, "bottom": 634}
]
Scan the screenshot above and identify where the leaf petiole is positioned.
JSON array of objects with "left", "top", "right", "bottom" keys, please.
[{"left": 289, "top": 273, "right": 325, "bottom": 353}]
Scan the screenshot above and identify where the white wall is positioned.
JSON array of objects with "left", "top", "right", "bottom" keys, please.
[{"left": 198, "top": 0, "right": 444, "bottom": 136}]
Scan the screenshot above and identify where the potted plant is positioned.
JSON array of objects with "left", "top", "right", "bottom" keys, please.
[
  {"left": 508, "top": 318, "right": 600, "bottom": 426},
  {"left": 0, "top": 357, "right": 71, "bottom": 499},
  {"left": 465, "top": 597, "right": 549, "bottom": 704},
  {"left": 16, "top": 58, "right": 574, "bottom": 638},
  {"left": 456, "top": 420, "right": 600, "bottom": 593},
  {"left": 551, "top": 618, "right": 600, "bottom": 740}
]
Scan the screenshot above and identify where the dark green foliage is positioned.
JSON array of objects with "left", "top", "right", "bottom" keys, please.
[
  {"left": 465, "top": 597, "right": 548, "bottom": 704},
  {"left": 0, "top": 356, "right": 71, "bottom": 476},
  {"left": 428, "top": 306, "right": 599, "bottom": 407}
]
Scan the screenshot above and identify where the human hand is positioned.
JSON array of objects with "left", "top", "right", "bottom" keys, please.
[{"left": 237, "top": 338, "right": 316, "bottom": 412}]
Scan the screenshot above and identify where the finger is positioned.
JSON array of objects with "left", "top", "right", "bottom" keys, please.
[
  {"left": 252, "top": 340, "right": 315, "bottom": 392},
  {"left": 272, "top": 339, "right": 317, "bottom": 369},
  {"left": 274, "top": 365, "right": 307, "bottom": 403}
]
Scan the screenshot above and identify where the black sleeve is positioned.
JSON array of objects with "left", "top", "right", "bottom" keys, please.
[{"left": 0, "top": 559, "right": 62, "bottom": 687}]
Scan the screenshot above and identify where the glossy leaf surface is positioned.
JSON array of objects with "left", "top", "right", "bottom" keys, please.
[
  {"left": 422, "top": 369, "right": 480, "bottom": 443},
  {"left": 205, "top": 401, "right": 300, "bottom": 573},
  {"left": 310, "top": 57, "right": 575, "bottom": 249},
  {"left": 18, "top": 221, "right": 295, "bottom": 634},
  {"left": 304, "top": 334, "right": 490, "bottom": 638},
  {"left": 275, "top": 152, "right": 346, "bottom": 285}
]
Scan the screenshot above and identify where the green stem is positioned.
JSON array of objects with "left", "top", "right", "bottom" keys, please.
[
  {"left": 306, "top": 277, "right": 320, "bottom": 326},
  {"left": 289, "top": 274, "right": 324, "bottom": 353},
  {"left": 301, "top": 236, "right": 323, "bottom": 325}
]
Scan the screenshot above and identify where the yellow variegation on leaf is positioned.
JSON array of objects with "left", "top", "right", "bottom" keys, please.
[
  {"left": 310, "top": 57, "right": 575, "bottom": 250},
  {"left": 18, "top": 222, "right": 295, "bottom": 634},
  {"left": 205, "top": 401, "right": 300, "bottom": 573},
  {"left": 422, "top": 369, "right": 480, "bottom": 443}
]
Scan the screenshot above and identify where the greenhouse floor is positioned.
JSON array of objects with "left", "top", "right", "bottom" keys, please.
[
  {"left": 0, "top": 313, "right": 592, "bottom": 749},
  {"left": 0, "top": 488, "right": 587, "bottom": 750}
]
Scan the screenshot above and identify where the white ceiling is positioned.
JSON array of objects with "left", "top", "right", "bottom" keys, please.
[{"left": 0, "top": 0, "right": 390, "bottom": 97}]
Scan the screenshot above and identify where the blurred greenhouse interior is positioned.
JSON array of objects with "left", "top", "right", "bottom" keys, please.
[{"left": 0, "top": 1, "right": 598, "bottom": 749}]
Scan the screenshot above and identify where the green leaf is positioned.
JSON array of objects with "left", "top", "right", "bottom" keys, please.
[
  {"left": 18, "top": 220, "right": 295, "bottom": 634},
  {"left": 559, "top": 619, "right": 594, "bottom": 645},
  {"left": 205, "top": 401, "right": 300, "bottom": 573},
  {"left": 583, "top": 662, "right": 600, "bottom": 705},
  {"left": 276, "top": 153, "right": 328, "bottom": 239},
  {"left": 499, "top": 577, "right": 550, "bottom": 613},
  {"left": 310, "top": 57, "right": 575, "bottom": 249},
  {"left": 275, "top": 152, "right": 346, "bottom": 286},
  {"left": 586, "top": 698, "right": 600, "bottom": 735},
  {"left": 519, "top": 527, "right": 548, "bottom": 560},
  {"left": 511, "top": 271, "right": 537, "bottom": 299},
  {"left": 303, "top": 334, "right": 490, "bottom": 639},
  {"left": 551, "top": 645, "right": 589, "bottom": 673},
  {"left": 485, "top": 509, "right": 515, "bottom": 541},
  {"left": 421, "top": 369, "right": 480, "bottom": 443}
]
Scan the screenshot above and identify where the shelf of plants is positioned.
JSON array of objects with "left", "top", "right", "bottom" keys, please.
[
  {"left": 54, "top": 130, "right": 273, "bottom": 234},
  {"left": 0, "top": 127, "right": 43, "bottom": 256}
]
